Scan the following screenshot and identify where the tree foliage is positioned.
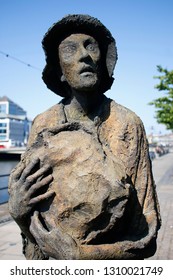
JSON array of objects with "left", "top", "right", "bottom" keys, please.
[{"left": 149, "top": 65, "right": 173, "bottom": 131}]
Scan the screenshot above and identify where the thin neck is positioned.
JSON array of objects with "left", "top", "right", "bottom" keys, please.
[{"left": 64, "top": 90, "right": 105, "bottom": 121}]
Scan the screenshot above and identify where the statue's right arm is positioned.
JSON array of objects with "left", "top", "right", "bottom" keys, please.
[
  {"left": 8, "top": 107, "right": 63, "bottom": 259},
  {"left": 8, "top": 157, "right": 54, "bottom": 240}
]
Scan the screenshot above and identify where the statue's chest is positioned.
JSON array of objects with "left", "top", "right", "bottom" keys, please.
[{"left": 33, "top": 125, "right": 130, "bottom": 243}]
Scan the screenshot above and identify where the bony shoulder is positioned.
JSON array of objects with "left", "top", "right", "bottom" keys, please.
[
  {"left": 27, "top": 103, "right": 65, "bottom": 146},
  {"left": 32, "top": 103, "right": 64, "bottom": 128},
  {"left": 111, "top": 100, "right": 144, "bottom": 127}
]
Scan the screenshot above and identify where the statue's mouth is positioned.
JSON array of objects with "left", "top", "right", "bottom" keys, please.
[{"left": 79, "top": 66, "right": 95, "bottom": 76}]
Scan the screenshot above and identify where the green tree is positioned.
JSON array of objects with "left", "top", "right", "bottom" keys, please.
[{"left": 149, "top": 65, "right": 173, "bottom": 131}]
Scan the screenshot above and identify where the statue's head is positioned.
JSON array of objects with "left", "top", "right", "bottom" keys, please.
[{"left": 42, "top": 14, "right": 118, "bottom": 98}]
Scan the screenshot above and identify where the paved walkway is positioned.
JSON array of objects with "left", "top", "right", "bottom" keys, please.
[
  {"left": 0, "top": 219, "right": 24, "bottom": 259},
  {"left": 149, "top": 152, "right": 173, "bottom": 259},
  {"left": 0, "top": 152, "right": 173, "bottom": 260}
]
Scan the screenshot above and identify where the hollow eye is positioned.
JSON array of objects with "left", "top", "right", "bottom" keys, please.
[
  {"left": 85, "top": 42, "right": 99, "bottom": 53},
  {"left": 62, "top": 43, "right": 77, "bottom": 54}
]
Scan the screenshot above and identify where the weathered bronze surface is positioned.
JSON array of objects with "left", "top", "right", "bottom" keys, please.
[{"left": 8, "top": 14, "right": 161, "bottom": 260}]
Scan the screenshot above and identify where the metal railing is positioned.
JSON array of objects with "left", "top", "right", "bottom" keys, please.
[{"left": 0, "top": 174, "right": 10, "bottom": 204}]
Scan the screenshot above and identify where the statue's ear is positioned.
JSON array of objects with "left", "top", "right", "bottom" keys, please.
[
  {"left": 106, "top": 41, "right": 117, "bottom": 77},
  {"left": 60, "top": 74, "right": 66, "bottom": 82}
]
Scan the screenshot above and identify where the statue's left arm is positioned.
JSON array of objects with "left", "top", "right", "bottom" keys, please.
[{"left": 127, "top": 117, "right": 161, "bottom": 257}]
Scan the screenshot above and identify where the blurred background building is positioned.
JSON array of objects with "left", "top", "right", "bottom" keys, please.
[{"left": 0, "top": 96, "right": 31, "bottom": 148}]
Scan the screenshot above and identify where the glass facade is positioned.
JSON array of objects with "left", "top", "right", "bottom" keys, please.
[
  {"left": 0, "top": 104, "right": 7, "bottom": 114},
  {"left": 0, "top": 96, "right": 30, "bottom": 147},
  {"left": 0, "top": 122, "right": 7, "bottom": 140},
  {"left": 0, "top": 123, "right": 7, "bottom": 127},
  {"left": 9, "top": 102, "right": 26, "bottom": 116}
]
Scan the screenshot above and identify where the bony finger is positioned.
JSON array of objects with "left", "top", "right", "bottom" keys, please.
[
  {"left": 9, "top": 162, "right": 26, "bottom": 185},
  {"left": 31, "top": 211, "right": 49, "bottom": 235},
  {"left": 20, "top": 158, "right": 40, "bottom": 181},
  {"left": 27, "top": 164, "right": 52, "bottom": 184},
  {"left": 40, "top": 174, "right": 53, "bottom": 184},
  {"left": 30, "top": 211, "right": 42, "bottom": 232},
  {"left": 36, "top": 174, "right": 53, "bottom": 188},
  {"left": 28, "top": 190, "right": 55, "bottom": 206},
  {"left": 27, "top": 174, "right": 53, "bottom": 196},
  {"left": 44, "top": 216, "right": 57, "bottom": 231},
  {"left": 30, "top": 219, "right": 44, "bottom": 242},
  {"left": 31, "top": 211, "right": 39, "bottom": 224},
  {"left": 30, "top": 211, "right": 39, "bottom": 234}
]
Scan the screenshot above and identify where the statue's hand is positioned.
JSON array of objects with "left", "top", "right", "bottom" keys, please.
[
  {"left": 30, "top": 211, "right": 79, "bottom": 260},
  {"left": 8, "top": 158, "right": 54, "bottom": 221}
]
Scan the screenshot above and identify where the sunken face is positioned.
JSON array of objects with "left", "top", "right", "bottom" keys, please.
[{"left": 58, "top": 33, "right": 101, "bottom": 92}]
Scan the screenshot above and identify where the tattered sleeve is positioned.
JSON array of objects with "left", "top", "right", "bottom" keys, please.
[{"left": 124, "top": 117, "right": 161, "bottom": 258}]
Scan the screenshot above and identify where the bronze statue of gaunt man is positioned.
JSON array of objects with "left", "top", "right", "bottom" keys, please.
[{"left": 8, "top": 14, "right": 161, "bottom": 260}]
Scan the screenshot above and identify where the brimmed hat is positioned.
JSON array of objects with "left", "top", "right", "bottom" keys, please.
[{"left": 42, "top": 14, "right": 118, "bottom": 98}]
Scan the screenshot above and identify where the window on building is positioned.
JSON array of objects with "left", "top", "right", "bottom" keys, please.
[
  {"left": 0, "top": 129, "right": 6, "bottom": 133},
  {"left": 0, "top": 123, "right": 7, "bottom": 127},
  {"left": 0, "top": 135, "right": 6, "bottom": 140},
  {"left": 0, "top": 122, "right": 7, "bottom": 140},
  {"left": 0, "top": 104, "right": 7, "bottom": 114}
]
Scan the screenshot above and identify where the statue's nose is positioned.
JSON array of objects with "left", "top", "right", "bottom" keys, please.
[{"left": 78, "top": 46, "right": 90, "bottom": 60}]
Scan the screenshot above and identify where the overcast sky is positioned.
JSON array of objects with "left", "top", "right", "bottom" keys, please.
[{"left": 1, "top": 0, "right": 173, "bottom": 135}]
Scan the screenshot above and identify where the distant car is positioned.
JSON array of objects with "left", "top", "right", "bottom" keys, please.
[
  {"left": 149, "top": 151, "right": 156, "bottom": 161},
  {"left": 0, "top": 145, "right": 6, "bottom": 148}
]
